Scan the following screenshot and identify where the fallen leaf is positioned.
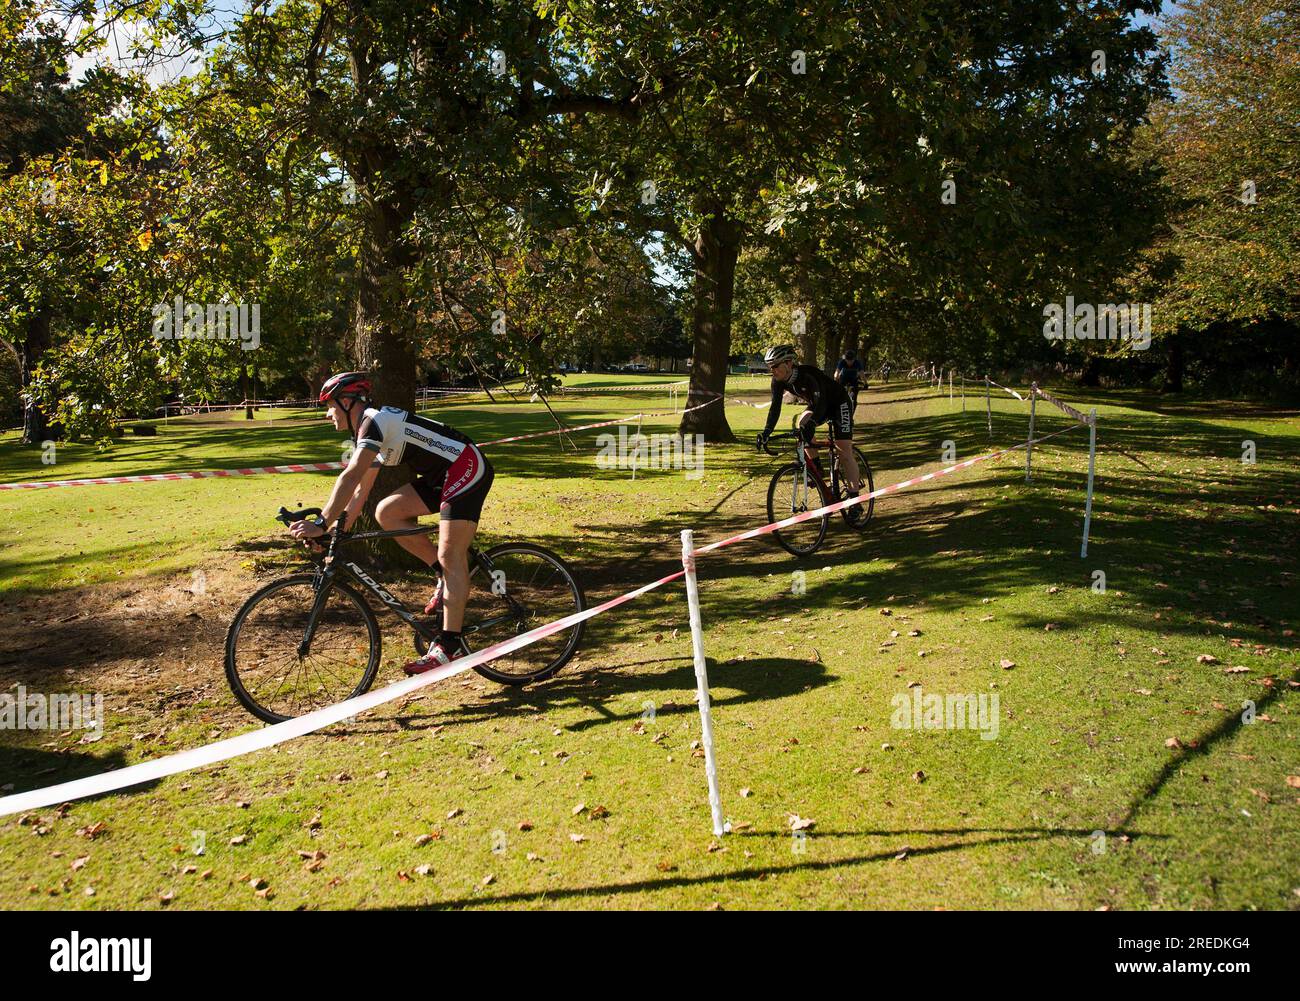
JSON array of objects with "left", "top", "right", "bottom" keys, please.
[{"left": 1000, "top": 659, "right": 1015, "bottom": 670}]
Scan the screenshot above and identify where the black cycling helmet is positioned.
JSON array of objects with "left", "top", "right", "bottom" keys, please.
[
  {"left": 763, "top": 344, "right": 797, "bottom": 366},
  {"left": 844, "top": 349, "right": 856, "bottom": 360}
]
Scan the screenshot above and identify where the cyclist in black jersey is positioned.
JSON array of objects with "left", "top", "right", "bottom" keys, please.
[
  {"left": 287, "top": 371, "right": 494, "bottom": 675},
  {"left": 755, "top": 345, "right": 866, "bottom": 520},
  {"left": 834, "top": 349, "right": 865, "bottom": 395}
]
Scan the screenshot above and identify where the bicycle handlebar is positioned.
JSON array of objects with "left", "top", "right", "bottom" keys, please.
[{"left": 276, "top": 506, "right": 322, "bottom": 526}]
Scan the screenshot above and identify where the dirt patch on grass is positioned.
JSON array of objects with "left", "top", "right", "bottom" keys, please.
[{"left": 0, "top": 549, "right": 292, "bottom": 730}]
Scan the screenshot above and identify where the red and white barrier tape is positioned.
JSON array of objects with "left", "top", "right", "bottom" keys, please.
[
  {"left": 1032, "top": 386, "right": 1093, "bottom": 426},
  {"left": 0, "top": 422, "right": 1086, "bottom": 817},
  {"left": 986, "top": 378, "right": 1025, "bottom": 402},
  {"left": 0, "top": 462, "right": 348, "bottom": 491},
  {"left": 0, "top": 399, "right": 724, "bottom": 491}
]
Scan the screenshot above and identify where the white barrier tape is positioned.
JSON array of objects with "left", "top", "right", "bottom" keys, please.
[
  {"left": 552, "top": 380, "right": 690, "bottom": 393},
  {"left": 986, "top": 378, "right": 1025, "bottom": 402},
  {"left": 0, "top": 423, "right": 1086, "bottom": 817},
  {"left": 0, "top": 562, "right": 689, "bottom": 818},
  {"left": 478, "top": 396, "right": 721, "bottom": 446},
  {"left": 1032, "top": 386, "right": 1093, "bottom": 426},
  {"left": 157, "top": 399, "right": 319, "bottom": 414}
]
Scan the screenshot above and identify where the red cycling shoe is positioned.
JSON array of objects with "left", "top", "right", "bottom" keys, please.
[{"left": 403, "top": 639, "right": 463, "bottom": 676}]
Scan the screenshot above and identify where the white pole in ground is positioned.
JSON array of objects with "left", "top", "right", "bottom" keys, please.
[
  {"left": 631, "top": 413, "right": 643, "bottom": 480},
  {"left": 985, "top": 376, "right": 993, "bottom": 438},
  {"left": 1081, "top": 408, "right": 1098, "bottom": 558},
  {"left": 680, "top": 529, "right": 726, "bottom": 838},
  {"left": 1026, "top": 383, "right": 1037, "bottom": 482},
  {"left": 961, "top": 375, "right": 965, "bottom": 412},
  {"left": 949, "top": 369, "right": 953, "bottom": 403}
]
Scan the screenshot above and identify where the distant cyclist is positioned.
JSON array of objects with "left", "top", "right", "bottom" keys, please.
[
  {"left": 755, "top": 345, "right": 865, "bottom": 521},
  {"left": 287, "top": 372, "right": 494, "bottom": 675},
  {"left": 834, "top": 348, "right": 866, "bottom": 406}
]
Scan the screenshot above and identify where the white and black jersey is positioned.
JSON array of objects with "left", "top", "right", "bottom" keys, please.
[{"left": 355, "top": 406, "right": 479, "bottom": 477}]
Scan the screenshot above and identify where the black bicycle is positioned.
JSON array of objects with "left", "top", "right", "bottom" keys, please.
[
  {"left": 225, "top": 507, "right": 586, "bottom": 723},
  {"left": 762, "top": 429, "right": 875, "bottom": 557}
]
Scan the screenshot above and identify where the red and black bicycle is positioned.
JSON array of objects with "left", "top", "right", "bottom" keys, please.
[{"left": 761, "top": 430, "right": 875, "bottom": 556}]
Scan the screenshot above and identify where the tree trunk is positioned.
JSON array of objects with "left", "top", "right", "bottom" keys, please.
[
  {"left": 242, "top": 365, "right": 253, "bottom": 420},
  {"left": 1164, "top": 331, "right": 1184, "bottom": 393},
  {"left": 822, "top": 311, "right": 840, "bottom": 372},
  {"left": 352, "top": 200, "right": 421, "bottom": 566},
  {"left": 680, "top": 211, "right": 740, "bottom": 442},
  {"left": 1080, "top": 355, "right": 1102, "bottom": 388},
  {"left": 20, "top": 310, "right": 52, "bottom": 445}
]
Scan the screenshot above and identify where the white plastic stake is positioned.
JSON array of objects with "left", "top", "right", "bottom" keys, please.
[
  {"left": 985, "top": 376, "right": 993, "bottom": 438},
  {"left": 680, "top": 529, "right": 726, "bottom": 837},
  {"left": 631, "top": 413, "right": 643, "bottom": 479},
  {"left": 1026, "top": 383, "right": 1037, "bottom": 482},
  {"left": 1081, "top": 408, "right": 1097, "bottom": 558}
]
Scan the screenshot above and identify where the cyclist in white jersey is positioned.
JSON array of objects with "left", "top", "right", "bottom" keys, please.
[{"left": 287, "top": 372, "right": 494, "bottom": 674}]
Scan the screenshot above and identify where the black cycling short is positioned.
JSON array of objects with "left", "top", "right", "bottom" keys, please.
[
  {"left": 800, "top": 389, "right": 854, "bottom": 443},
  {"left": 411, "top": 447, "right": 494, "bottom": 522}
]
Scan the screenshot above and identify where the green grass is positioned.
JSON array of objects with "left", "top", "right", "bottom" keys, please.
[{"left": 1, "top": 376, "right": 1297, "bottom": 910}]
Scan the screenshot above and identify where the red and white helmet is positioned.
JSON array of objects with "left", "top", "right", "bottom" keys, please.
[{"left": 318, "top": 371, "right": 372, "bottom": 404}]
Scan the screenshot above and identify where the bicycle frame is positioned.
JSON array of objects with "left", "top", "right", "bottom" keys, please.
[{"left": 294, "top": 523, "right": 520, "bottom": 658}]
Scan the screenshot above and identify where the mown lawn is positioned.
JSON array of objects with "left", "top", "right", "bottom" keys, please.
[{"left": 1, "top": 376, "right": 1296, "bottom": 910}]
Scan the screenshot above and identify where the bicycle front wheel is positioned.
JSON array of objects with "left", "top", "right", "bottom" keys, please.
[
  {"left": 464, "top": 544, "right": 586, "bottom": 686},
  {"left": 225, "top": 574, "right": 381, "bottom": 723},
  {"left": 766, "top": 463, "right": 829, "bottom": 556}
]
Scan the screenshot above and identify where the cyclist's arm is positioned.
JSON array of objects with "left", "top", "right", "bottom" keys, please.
[
  {"left": 762, "top": 379, "right": 783, "bottom": 436},
  {"left": 340, "top": 458, "right": 381, "bottom": 526},
  {"left": 321, "top": 441, "right": 380, "bottom": 527}
]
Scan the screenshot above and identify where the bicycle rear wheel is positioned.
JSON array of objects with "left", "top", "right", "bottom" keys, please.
[
  {"left": 463, "top": 543, "right": 586, "bottom": 685},
  {"left": 766, "top": 463, "right": 829, "bottom": 556},
  {"left": 225, "top": 574, "right": 380, "bottom": 723}
]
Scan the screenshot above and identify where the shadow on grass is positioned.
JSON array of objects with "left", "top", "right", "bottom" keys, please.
[
  {"left": 0, "top": 744, "right": 149, "bottom": 801},
  {"left": 384, "top": 827, "right": 1163, "bottom": 910},
  {"left": 342, "top": 656, "right": 831, "bottom": 737}
]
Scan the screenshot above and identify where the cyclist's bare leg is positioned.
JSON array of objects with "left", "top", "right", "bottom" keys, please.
[
  {"left": 437, "top": 518, "right": 478, "bottom": 632},
  {"left": 374, "top": 485, "right": 439, "bottom": 565},
  {"left": 835, "top": 438, "right": 863, "bottom": 492},
  {"left": 798, "top": 410, "right": 819, "bottom": 466}
]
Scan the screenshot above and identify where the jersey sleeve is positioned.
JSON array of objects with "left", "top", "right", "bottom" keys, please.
[
  {"left": 354, "top": 414, "right": 385, "bottom": 454},
  {"left": 764, "top": 378, "right": 783, "bottom": 434}
]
